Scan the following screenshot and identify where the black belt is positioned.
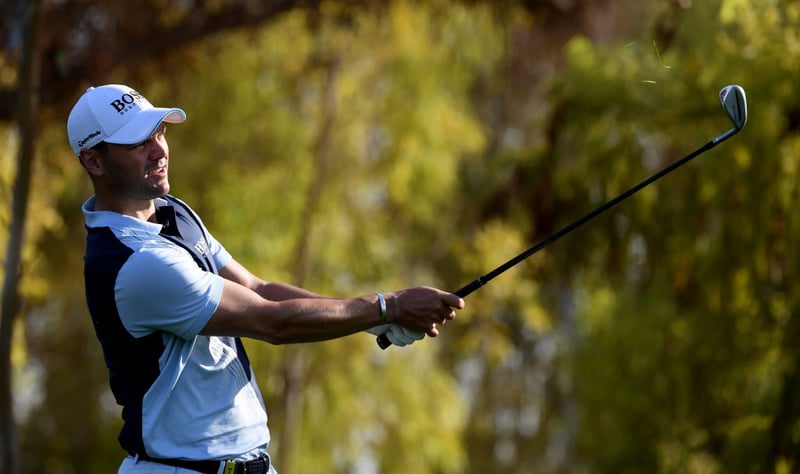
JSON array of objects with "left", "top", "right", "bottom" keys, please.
[{"left": 135, "top": 452, "right": 270, "bottom": 474}]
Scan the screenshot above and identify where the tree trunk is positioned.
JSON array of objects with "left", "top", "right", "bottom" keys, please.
[
  {"left": 277, "top": 45, "right": 340, "bottom": 472},
  {"left": 0, "top": 0, "right": 41, "bottom": 472}
]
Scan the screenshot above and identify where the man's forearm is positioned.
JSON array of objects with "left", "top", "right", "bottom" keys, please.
[{"left": 255, "top": 281, "right": 326, "bottom": 301}]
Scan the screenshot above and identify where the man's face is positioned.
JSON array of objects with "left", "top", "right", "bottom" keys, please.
[{"left": 99, "top": 123, "right": 171, "bottom": 200}]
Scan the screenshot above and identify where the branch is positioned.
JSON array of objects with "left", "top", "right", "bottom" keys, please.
[{"left": 0, "top": 0, "right": 321, "bottom": 121}]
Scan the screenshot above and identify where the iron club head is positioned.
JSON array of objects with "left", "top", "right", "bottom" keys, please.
[{"left": 719, "top": 85, "right": 747, "bottom": 131}]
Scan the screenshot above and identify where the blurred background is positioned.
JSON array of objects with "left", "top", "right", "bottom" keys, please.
[{"left": 0, "top": 0, "right": 797, "bottom": 472}]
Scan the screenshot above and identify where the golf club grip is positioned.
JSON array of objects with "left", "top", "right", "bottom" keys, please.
[{"left": 377, "top": 333, "right": 392, "bottom": 349}]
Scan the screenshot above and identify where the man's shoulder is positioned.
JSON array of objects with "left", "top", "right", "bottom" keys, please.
[{"left": 85, "top": 226, "right": 189, "bottom": 275}]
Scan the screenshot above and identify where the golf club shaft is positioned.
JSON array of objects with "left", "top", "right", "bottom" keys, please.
[
  {"left": 377, "top": 126, "right": 739, "bottom": 349},
  {"left": 454, "top": 126, "right": 738, "bottom": 298}
]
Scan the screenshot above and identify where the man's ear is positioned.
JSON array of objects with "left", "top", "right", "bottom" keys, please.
[{"left": 78, "top": 149, "right": 104, "bottom": 177}]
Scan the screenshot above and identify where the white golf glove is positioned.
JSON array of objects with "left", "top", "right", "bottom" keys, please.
[{"left": 366, "top": 324, "right": 424, "bottom": 347}]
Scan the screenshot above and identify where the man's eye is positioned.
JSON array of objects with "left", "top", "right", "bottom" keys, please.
[{"left": 126, "top": 140, "right": 148, "bottom": 150}]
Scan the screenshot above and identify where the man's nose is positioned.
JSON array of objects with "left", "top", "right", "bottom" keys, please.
[{"left": 148, "top": 138, "right": 167, "bottom": 158}]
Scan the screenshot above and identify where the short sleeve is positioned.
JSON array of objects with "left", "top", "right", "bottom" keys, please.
[
  {"left": 115, "top": 246, "right": 224, "bottom": 339},
  {"left": 207, "top": 232, "right": 232, "bottom": 271}
]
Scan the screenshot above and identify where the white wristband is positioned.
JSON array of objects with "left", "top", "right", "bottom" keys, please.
[{"left": 376, "top": 293, "right": 387, "bottom": 324}]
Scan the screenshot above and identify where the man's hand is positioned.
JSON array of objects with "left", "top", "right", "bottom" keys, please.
[{"left": 391, "top": 287, "right": 464, "bottom": 337}]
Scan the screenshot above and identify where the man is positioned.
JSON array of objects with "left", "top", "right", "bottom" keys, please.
[{"left": 67, "top": 84, "right": 464, "bottom": 474}]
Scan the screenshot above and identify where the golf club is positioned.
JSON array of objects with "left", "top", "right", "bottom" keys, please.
[{"left": 378, "top": 85, "right": 747, "bottom": 349}]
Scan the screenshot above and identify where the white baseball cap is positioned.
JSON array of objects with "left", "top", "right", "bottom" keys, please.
[{"left": 67, "top": 84, "right": 186, "bottom": 156}]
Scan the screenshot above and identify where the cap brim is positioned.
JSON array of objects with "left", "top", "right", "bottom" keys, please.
[{"left": 104, "top": 107, "right": 186, "bottom": 145}]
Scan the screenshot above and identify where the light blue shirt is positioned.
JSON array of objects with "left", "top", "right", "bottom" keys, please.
[{"left": 83, "top": 196, "right": 270, "bottom": 460}]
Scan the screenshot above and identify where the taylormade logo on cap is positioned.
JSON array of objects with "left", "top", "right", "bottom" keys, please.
[
  {"left": 67, "top": 84, "right": 186, "bottom": 156},
  {"left": 77, "top": 130, "right": 102, "bottom": 149}
]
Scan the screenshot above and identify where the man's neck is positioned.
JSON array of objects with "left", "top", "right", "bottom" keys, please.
[{"left": 93, "top": 195, "right": 158, "bottom": 223}]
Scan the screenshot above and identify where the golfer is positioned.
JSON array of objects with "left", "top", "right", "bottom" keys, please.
[{"left": 67, "top": 84, "right": 464, "bottom": 474}]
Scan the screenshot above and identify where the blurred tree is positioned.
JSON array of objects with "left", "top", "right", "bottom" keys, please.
[
  {"left": 0, "top": 1, "right": 40, "bottom": 473},
  {"left": 530, "top": 1, "right": 800, "bottom": 472},
  {"left": 0, "top": 0, "right": 327, "bottom": 120}
]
